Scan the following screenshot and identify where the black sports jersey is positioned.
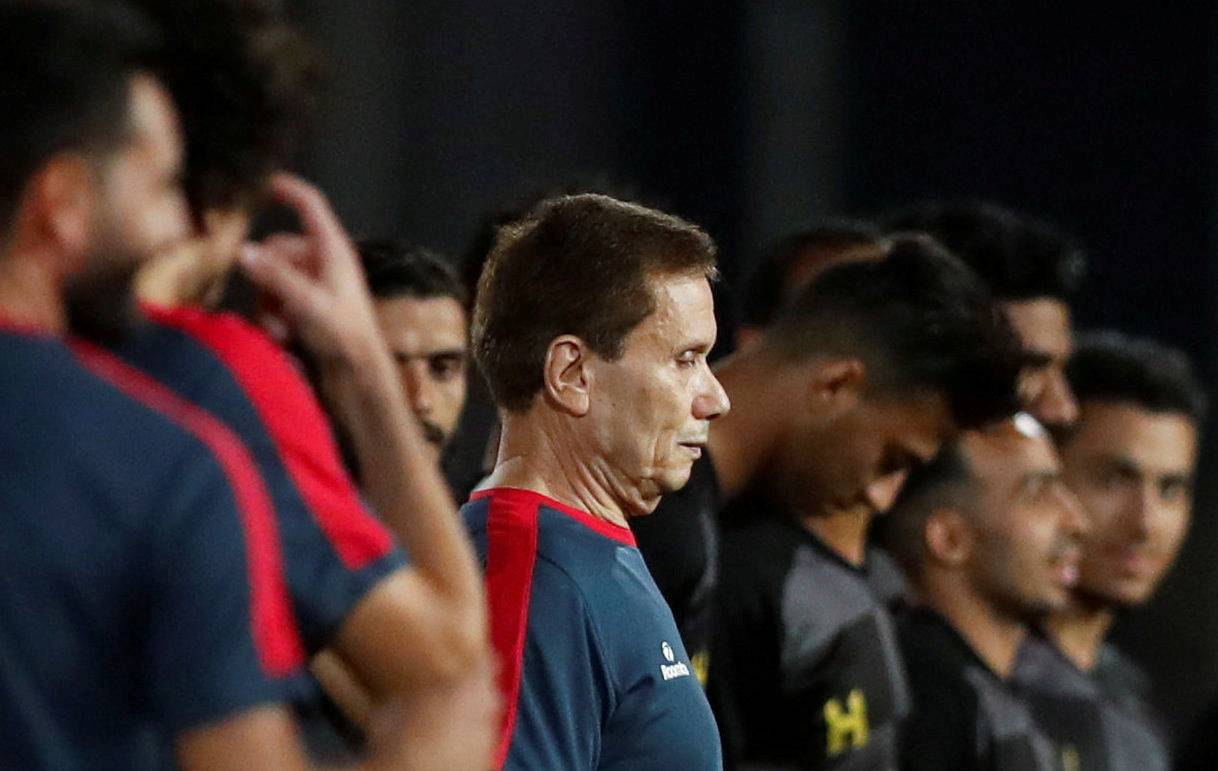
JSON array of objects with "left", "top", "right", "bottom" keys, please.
[
  {"left": 711, "top": 513, "right": 910, "bottom": 769},
  {"left": 898, "top": 608, "right": 1059, "bottom": 771},
  {"left": 1014, "top": 634, "right": 1168, "bottom": 771},
  {"left": 632, "top": 455, "right": 721, "bottom": 676}
]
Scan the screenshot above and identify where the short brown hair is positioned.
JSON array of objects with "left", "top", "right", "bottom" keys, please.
[{"left": 473, "top": 193, "right": 718, "bottom": 412}]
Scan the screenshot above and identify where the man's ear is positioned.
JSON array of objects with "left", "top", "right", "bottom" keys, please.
[
  {"left": 24, "top": 154, "right": 96, "bottom": 271},
  {"left": 925, "top": 507, "right": 972, "bottom": 567},
  {"left": 543, "top": 335, "right": 591, "bottom": 417},
  {"left": 805, "top": 358, "right": 866, "bottom": 416}
]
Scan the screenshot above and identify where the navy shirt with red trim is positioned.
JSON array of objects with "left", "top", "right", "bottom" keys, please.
[
  {"left": 110, "top": 304, "right": 406, "bottom": 649},
  {"left": 463, "top": 488, "right": 723, "bottom": 771},
  {"left": 0, "top": 327, "right": 306, "bottom": 769}
]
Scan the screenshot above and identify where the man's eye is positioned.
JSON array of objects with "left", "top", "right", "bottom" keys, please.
[{"left": 430, "top": 357, "right": 465, "bottom": 381}]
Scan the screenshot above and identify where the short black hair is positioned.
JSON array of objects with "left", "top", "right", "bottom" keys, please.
[
  {"left": 883, "top": 442, "right": 974, "bottom": 578},
  {"left": 129, "top": 0, "right": 318, "bottom": 215},
  {"left": 358, "top": 240, "right": 468, "bottom": 307},
  {"left": 882, "top": 201, "right": 1086, "bottom": 302},
  {"left": 764, "top": 235, "right": 1023, "bottom": 428},
  {"left": 741, "top": 218, "right": 884, "bottom": 327},
  {"left": 0, "top": 0, "right": 158, "bottom": 233},
  {"left": 1068, "top": 331, "right": 1207, "bottom": 424}
]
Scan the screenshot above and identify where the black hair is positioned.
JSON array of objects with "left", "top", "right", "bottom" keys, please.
[
  {"left": 741, "top": 218, "right": 883, "bottom": 327},
  {"left": 764, "top": 234, "right": 1023, "bottom": 428},
  {"left": 1068, "top": 331, "right": 1207, "bottom": 424},
  {"left": 883, "top": 442, "right": 974, "bottom": 578},
  {"left": 882, "top": 201, "right": 1085, "bottom": 302},
  {"left": 128, "top": 0, "right": 318, "bottom": 216},
  {"left": 358, "top": 240, "right": 468, "bottom": 307},
  {"left": 0, "top": 0, "right": 158, "bottom": 233}
]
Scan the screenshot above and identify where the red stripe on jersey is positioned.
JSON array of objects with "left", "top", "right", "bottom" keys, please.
[
  {"left": 471, "top": 487, "right": 637, "bottom": 547},
  {"left": 71, "top": 340, "right": 306, "bottom": 678},
  {"left": 143, "top": 303, "right": 394, "bottom": 569},
  {"left": 484, "top": 491, "right": 542, "bottom": 769}
]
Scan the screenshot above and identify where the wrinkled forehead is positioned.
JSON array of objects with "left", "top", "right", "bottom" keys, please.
[{"left": 635, "top": 271, "right": 717, "bottom": 339}]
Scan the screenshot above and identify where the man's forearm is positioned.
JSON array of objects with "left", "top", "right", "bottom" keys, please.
[{"left": 318, "top": 334, "right": 485, "bottom": 645}]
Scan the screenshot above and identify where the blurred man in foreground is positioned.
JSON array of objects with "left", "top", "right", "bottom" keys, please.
[
  {"left": 0, "top": 2, "right": 492, "bottom": 768},
  {"left": 114, "top": 0, "right": 492, "bottom": 732},
  {"left": 467, "top": 193, "right": 729, "bottom": 769},
  {"left": 887, "top": 415, "right": 1087, "bottom": 770},
  {"left": 1015, "top": 332, "right": 1204, "bottom": 770}
]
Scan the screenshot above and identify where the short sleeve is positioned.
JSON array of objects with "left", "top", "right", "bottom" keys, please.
[
  {"left": 144, "top": 446, "right": 306, "bottom": 733},
  {"left": 503, "top": 559, "right": 612, "bottom": 771},
  {"left": 139, "top": 306, "right": 408, "bottom": 649}
]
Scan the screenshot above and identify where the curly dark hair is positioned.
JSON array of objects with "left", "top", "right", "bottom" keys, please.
[{"left": 129, "top": 0, "right": 319, "bottom": 215}]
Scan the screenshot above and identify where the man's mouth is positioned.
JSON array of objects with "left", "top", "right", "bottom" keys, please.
[
  {"left": 677, "top": 439, "right": 707, "bottom": 458},
  {"left": 1049, "top": 543, "right": 1082, "bottom": 588}
]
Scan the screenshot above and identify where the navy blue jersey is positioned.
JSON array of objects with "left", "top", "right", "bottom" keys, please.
[
  {"left": 1015, "top": 634, "right": 1169, "bottom": 771},
  {"left": 464, "top": 488, "right": 723, "bottom": 771},
  {"left": 111, "top": 304, "right": 407, "bottom": 649},
  {"left": 0, "top": 326, "right": 306, "bottom": 770},
  {"left": 631, "top": 455, "right": 720, "bottom": 677}
]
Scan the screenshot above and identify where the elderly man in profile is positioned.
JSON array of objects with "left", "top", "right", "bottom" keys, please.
[{"left": 463, "top": 193, "right": 730, "bottom": 770}]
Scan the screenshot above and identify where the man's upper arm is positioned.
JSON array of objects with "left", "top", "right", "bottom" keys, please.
[
  {"left": 176, "top": 705, "right": 312, "bottom": 771},
  {"left": 152, "top": 307, "right": 409, "bottom": 648},
  {"left": 146, "top": 446, "right": 306, "bottom": 734}
]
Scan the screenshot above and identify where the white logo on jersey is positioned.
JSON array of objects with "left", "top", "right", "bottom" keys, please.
[{"left": 660, "top": 641, "right": 690, "bottom": 681}]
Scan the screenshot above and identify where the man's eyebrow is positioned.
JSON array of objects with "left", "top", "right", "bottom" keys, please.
[{"left": 391, "top": 347, "right": 468, "bottom": 362}]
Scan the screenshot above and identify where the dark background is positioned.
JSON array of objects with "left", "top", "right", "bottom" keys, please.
[{"left": 292, "top": 0, "right": 1218, "bottom": 739}]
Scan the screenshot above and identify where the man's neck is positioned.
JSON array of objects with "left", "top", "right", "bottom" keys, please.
[
  {"left": 1044, "top": 595, "right": 1116, "bottom": 672},
  {"left": 924, "top": 579, "right": 1028, "bottom": 679},
  {"left": 0, "top": 254, "right": 66, "bottom": 333},
  {"left": 800, "top": 508, "right": 871, "bottom": 566},
  {"left": 707, "top": 349, "right": 788, "bottom": 498},
  {"left": 485, "top": 413, "right": 633, "bottom": 528}
]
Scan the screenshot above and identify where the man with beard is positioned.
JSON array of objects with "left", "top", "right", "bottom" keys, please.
[
  {"left": 466, "top": 193, "right": 729, "bottom": 770},
  {"left": 703, "top": 237, "right": 1022, "bottom": 769},
  {"left": 104, "top": 0, "right": 492, "bottom": 732},
  {"left": 886, "top": 415, "right": 1087, "bottom": 770},
  {"left": 1013, "top": 333, "right": 1204, "bottom": 770},
  {"left": 0, "top": 3, "right": 494, "bottom": 769},
  {"left": 361, "top": 240, "right": 469, "bottom": 471},
  {"left": 884, "top": 201, "right": 1085, "bottom": 436}
]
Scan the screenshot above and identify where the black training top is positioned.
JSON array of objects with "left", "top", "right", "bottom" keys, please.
[
  {"left": 711, "top": 511, "right": 911, "bottom": 769},
  {"left": 1014, "top": 632, "right": 1168, "bottom": 771},
  {"left": 898, "top": 608, "right": 1060, "bottom": 771}
]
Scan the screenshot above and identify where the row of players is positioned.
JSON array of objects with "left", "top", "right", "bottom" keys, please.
[{"left": 0, "top": 1, "right": 1208, "bottom": 770}]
